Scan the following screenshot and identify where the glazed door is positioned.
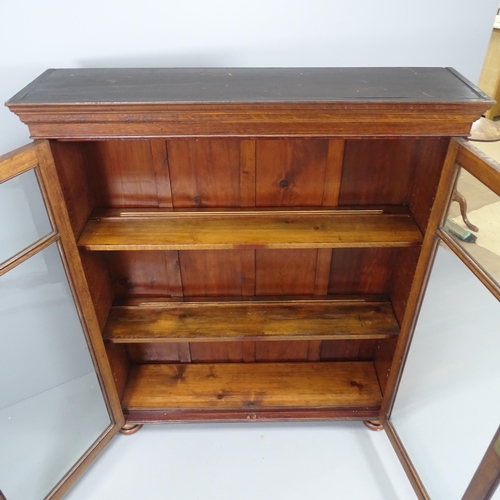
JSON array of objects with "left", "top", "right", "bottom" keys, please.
[
  {"left": 385, "top": 138, "right": 500, "bottom": 499},
  {"left": 0, "top": 142, "right": 123, "bottom": 500}
]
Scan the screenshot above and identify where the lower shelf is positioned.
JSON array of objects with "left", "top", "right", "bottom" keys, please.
[{"left": 122, "top": 361, "right": 382, "bottom": 423}]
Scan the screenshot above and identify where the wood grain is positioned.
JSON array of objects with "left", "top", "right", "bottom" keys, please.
[
  {"left": 339, "top": 139, "right": 417, "bottom": 205},
  {"left": 103, "top": 299, "right": 399, "bottom": 342},
  {"left": 168, "top": 139, "right": 243, "bottom": 207},
  {"left": 462, "top": 425, "right": 500, "bottom": 500},
  {"left": 7, "top": 68, "right": 491, "bottom": 139},
  {"left": 78, "top": 209, "right": 423, "bottom": 250},
  {"left": 104, "top": 251, "right": 172, "bottom": 298},
  {"left": 380, "top": 139, "right": 461, "bottom": 420},
  {"left": 179, "top": 250, "right": 254, "bottom": 297},
  {"left": 104, "top": 342, "right": 129, "bottom": 400},
  {"left": 0, "top": 142, "right": 39, "bottom": 181},
  {"left": 328, "top": 248, "right": 397, "bottom": 295},
  {"left": 121, "top": 362, "right": 383, "bottom": 410},
  {"left": 456, "top": 138, "right": 500, "bottom": 197},
  {"left": 256, "top": 249, "right": 317, "bottom": 295},
  {"left": 255, "top": 138, "right": 331, "bottom": 206},
  {"left": 408, "top": 138, "right": 450, "bottom": 233},
  {"left": 190, "top": 342, "right": 247, "bottom": 363},
  {"left": 151, "top": 140, "right": 173, "bottom": 207},
  {"left": 255, "top": 341, "right": 310, "bottom": 362},
  {"left": 84, "top": 140, "right": 159, "bottom": 207},
  {"left": 320, "top": 339, "right": 378, "bottom": 361},
  {"left": 126, "top": 343, "right": 191, "bottom": 364},
  {"left": 389, "top": 247, "right": 421, "bottom": 326},
  {"left": 240, "top": 139, "right": 256, "bottom": 207},
  {"left": 49, "top": 141, "right": 95, "bottom": 237},
  {"left": 79, "top": 251, "right": 114, "bottom": 330}
]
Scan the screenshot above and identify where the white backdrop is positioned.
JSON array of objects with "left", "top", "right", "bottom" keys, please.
[
  {"left": 1, "top": 3, "right": 499, "bottom": 498},
  {"left": 0, "top": 0, "right": 499, "bottom": 154}
]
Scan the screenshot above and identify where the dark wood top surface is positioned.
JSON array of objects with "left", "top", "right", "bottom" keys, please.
[{"left": 6, "top": 67, "right": 492, "bottom": 106}]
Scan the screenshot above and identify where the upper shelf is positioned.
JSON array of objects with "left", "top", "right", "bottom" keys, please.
[
  {"left": 77, "top": 207, "right": 423, "bottom": 251},
  {"left": 6, "top": 68, "right": 493, "bottom": 138}
]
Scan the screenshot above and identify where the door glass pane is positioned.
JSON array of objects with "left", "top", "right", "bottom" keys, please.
[
  {"left": 0, "top": 169, "right": 53, "bottom": 265},
  {"left": 0, "top": 243, "right": 111, "bottom": 500},
  {"left": 391, "top": 243, "right": 500, "bottom": 499},
  {"left": 444, "top": 166, "right": 500, "bottom": 286}
]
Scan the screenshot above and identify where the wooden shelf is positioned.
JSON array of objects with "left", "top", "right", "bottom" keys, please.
[
  {"left": 121, "top": 362, "right": 382, "bottom": 416},
  {"left": 78, "top": 208, "right": 423, "bottom": 251},
  {"left": 104, "top": 297, "right": 399, "bottom": 343}
]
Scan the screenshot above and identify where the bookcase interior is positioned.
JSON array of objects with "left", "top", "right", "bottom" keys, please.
[{"left": 50, "top": 136, "right": 449, "bottom": 422}]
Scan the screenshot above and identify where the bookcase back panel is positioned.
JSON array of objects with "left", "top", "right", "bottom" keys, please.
[
  {"left": 85, "top": 141, "right": 161, "bottom": 208},
  {"left": 101, "top": 248, "right": 398, "bottom": 300},
  {"left": 179, "top": 249, "right": 255, "bottom": 297},
  {"left": 408, "top": 138, "right": 450, "bottom": 232},
  {"left": 124, "top": 339, "right": 380, "bottom": 364},
  {"left": 339, "top": 139, "right": 418, "bottom": 205},
  {"left": 328, "top": 248, "right": 397, "bottom": 295},
  {"left": 168, "top": 139, "right": 244, "bottom": 208}
]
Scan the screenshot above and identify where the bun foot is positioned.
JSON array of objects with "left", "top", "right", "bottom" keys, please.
[
  {"left": 119, "top": 424, "right": 143, "bottom": 435},
  {"left": 363, "top": 419, "right": 383, "bottom": 431}
]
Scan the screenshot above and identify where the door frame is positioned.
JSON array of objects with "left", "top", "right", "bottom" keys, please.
[
  {"left": 380, "top": 137, "right": 500, "bottom": 499},
  {"left": 0, "top": 141, "right": 124, "bottom": 499}
]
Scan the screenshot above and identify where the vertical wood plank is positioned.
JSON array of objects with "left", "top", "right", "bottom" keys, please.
[
  {"left": 389, "top": 247, "right": 421, "bottom": 325},
  {"left": 256, "top": 249, "right": 317, "bottom": 295},
  {"left": 320, "top": 340, "right": 377, "bottom": 361},
  {"left": 380, "top": 139, "right": 461, "bottom": 420},
  {"left": 35, "top": 141, "right": 124, "bottom": 425},
  {"left": 80, "top": 251, "right": 114, "bottom": 331},
  {"left": 180, "top": 250, "right": 253, "bottom": 297},
  {"left": 49, "top": 141, "right": 94, "bottom": 237},
  {"left": 328, "top": 248, "right": 397, "bottom": 295},
  {"left": 314, "top": 248, "right": 333, "bottom": 295},
  {"left": 408, "top": 138, "right": 450, "bottom": 233},
  {"left": 242, "top": 342, "right": 256, "bottom": 362},
  {"left": 178, "top": 343, "right": 192, "bottom": 363},
  {"left": 104, "top": 251, "right": 170, "bottom": 298},
  {"left": 374, "top": 338, "right": 398, "bottom": 395},
  {"left": 322, "top": 139, "right": 345, "bottom": 206},
  {"left": 85, "top": 141, "right": 159, "bottom": 207},
  {"left": 307, "top": 340, "right": 322, "bottom": 361},
  {"left": 240, "top": 139, "right": 256, "bottom": 207},
  {"left": 190, "top": 342, "right": 245, "bottom": 362},
  {"left": 126, "top": 343, "right": 189, "bottom": 363},
  {"left": 151, "top": 140, "right": 173, "bottom": 208},
  {"left": 105, "top": 342, "right": 129, "bottom": 399},
  {"left": 168, "top": 139, "right": 242, "bottom": 207},
  {"left": 255, "top": 341, "right": 309, "bottom": 362},
  {"left": 255, "top": 138, "right": 330, "bottom": 206},
  {"left": 241, "top": 249, "right": 256, "bottom": 296},
  {"left": 339, "top": 139, "right": 418, "bottom": 205},
  {"left": 165, "top": 250, "right": 183, "bottom": 297}
]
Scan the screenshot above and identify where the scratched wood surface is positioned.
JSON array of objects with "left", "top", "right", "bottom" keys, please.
[
  {"left": 104, "top": 299, "right": 399, "bottom": 342},
  {"left": 121, "top": 361, "right": 383, "bottom": 410},
  {"left": 77, "top": 209, "right": 423, "bottom": 250}
]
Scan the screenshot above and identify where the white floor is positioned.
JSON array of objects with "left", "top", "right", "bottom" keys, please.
[
  {"left": 65, "top": 422, "right": 417, "bottom": 499},
  {"left": 0, "top": 372, "right": 109, "bottom": 500}
]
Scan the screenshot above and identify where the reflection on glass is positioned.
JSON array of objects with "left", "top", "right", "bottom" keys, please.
[
  {"left": 0, "top": 243, "right": 111, "bottom": 500},
  {"left": 0, "top": 169, "right": 53, "bottom": 265},
  {"left": 444, "top": 167, "right": 500, "bottom": 286},
  {"left": 391, "top": 243, "right": 500, "bottom": 499}
]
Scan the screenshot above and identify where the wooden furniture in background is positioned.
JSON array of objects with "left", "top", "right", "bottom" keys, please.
[
  {"left": 479, "top": 28, "right": 500, "bottom": 119},
  {"left": 4, "top": 67, "right": 498, "bottom": 498}
]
